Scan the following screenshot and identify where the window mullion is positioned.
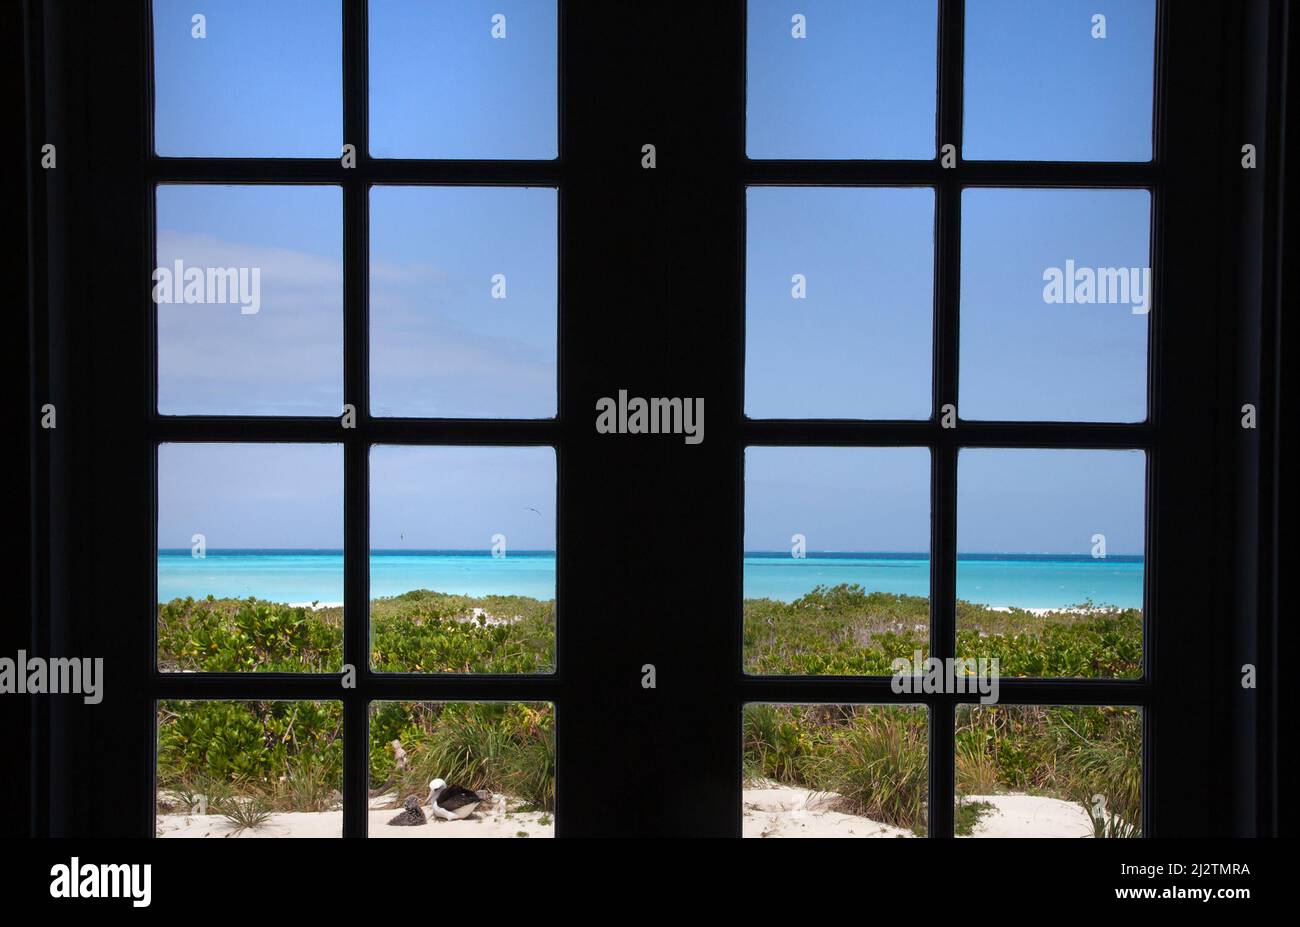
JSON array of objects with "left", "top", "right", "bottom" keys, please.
[
  {"left": 927, "top": 0, "right": 965, "bottom": 842},
  {"left": 340, "top": 0, "right": 370, "bottom": 840}
]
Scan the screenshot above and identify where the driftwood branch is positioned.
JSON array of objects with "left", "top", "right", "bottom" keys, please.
[{"left": 368, "top": 740, "right": 410, "bottom": 798}]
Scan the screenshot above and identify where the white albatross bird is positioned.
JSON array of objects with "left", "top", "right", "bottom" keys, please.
[{"left": 426, "top": 778, "right": 485, "bottom": 821}]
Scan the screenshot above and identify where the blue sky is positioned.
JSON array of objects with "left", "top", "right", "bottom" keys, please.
[
  {"left": 370, "top": 446, "right": 555, "bottom": 549},
  {"left": 746, "top": 187, "right": 934, "bottom": 419},
  {"left": 370, "top": 186, "right": 556, "bottom": 418},
  {"left": 745, "top": 447, "right": 1144, "bottom": 555},
  {"left": 152, "top": 0, "right": 555, "bottom": 158},
  {"left": 747, "top": 0, "right": 1155, "bottom": 161},
  {"left": 156, "top": 184, "right": 344, "bottom": 416},
  {"left": 745, "top": 447, "right": 931, "bottom": 552},
  {"left": 747, "top": 0, "right": 937, "bottom": 159},
  {"left": 960, "top": 188, "right": 1150, "bottom": 422},
  {"left": 153, "top": 0, "right": 1155, "bottom": 554},
  {"left": 157, "top": 444, "right": 556, "bottom": 550},
  {"left": 957, "top": 448, "right": 1144, "bottom": 554},
  {"left": 158, "top": 444, "right": 344, "bottom": 549},
  {"left": 153, "top": 0, "right": 342, "bottom": 157},
  {"left": 370, "top": 0, "right": 557, "bottom": 159},
  {"left": 963, "top": 0, "right": 1156, "bottom": 161}
]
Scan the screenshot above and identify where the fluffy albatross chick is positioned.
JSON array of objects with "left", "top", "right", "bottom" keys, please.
[
  {"left": 386, "top": 794, "right": 427, "bottom": 826},
  {"left": 427, "top": 778, "right": 485, "bottom": 821}
]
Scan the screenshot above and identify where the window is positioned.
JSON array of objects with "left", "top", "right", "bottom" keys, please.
[
  {"left": 23, "top": 0, "right": 1281, "bottom": 845},
  {"left": 741, "top": 0, "right": 1156, "bottom": 837},
  {"left": 147, "top": 0, "right": 561, "bottom": 837}
]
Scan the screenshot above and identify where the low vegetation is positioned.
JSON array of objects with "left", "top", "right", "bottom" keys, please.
[
  {"left": 742, "top": 585, "right": 1142, "bottom": 836},
  {"left": 157, "top": 584, "right": 1139, "bottom": 834},
  {"left": 744, "top": 583, "right": 1141, "bottom": 678},
  {"left": 743, "top": 701, "right": 1140, "bottom": 837},
  {"left": 157, "top": 697, "right": 556, "bottom": 818},
  {"left": 157, "top": 589, "right": 555, "bottom": 675},
  {"left": 156, "top": 590, "right": 557, "bottom": 821}
]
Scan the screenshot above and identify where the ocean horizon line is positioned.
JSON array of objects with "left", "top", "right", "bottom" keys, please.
[
  {"left": 158, "top": 548, "right": 1144, "bottom": 560},
  {"left": 157, "top": 549, "right": 1144, "bottom": 608}
]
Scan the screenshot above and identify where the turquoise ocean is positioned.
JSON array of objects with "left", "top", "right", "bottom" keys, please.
[{"left": 157, "top": 550, "right": 1143, "bottom": 610}]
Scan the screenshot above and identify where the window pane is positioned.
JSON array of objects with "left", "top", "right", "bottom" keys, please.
[
  {"left": 156, "top": 185, "right": 343, "bottom": 416},
  {"left": 747, "top": 0, "right": 937, "bottom": 159},
  {"left": 369, "top": 702, "right": 554, "bottom": 837},
  {"left": 964, "top": 0, "right": 1156, "bottom": 161},
  {"left": 370, "top": 446, "right": 556, "bottom": 673},
  {"left": 957, "top": 448, "right": 1144, "bottom": 679},
  {"left": 370, "top": 0, "right": 557, "bottom": 159},
  {"left": 157, "top": 443, "right": 343, "bottom": 672},
  {"left": 746, "top": 188, "right": 934, "bottom": 419},
  {"left": 157, "top": 700, "right": 343, "bottom": 838},
  {"left": 960, "top": 188, "right": 1151, "bottom": 422},
  {"left": 370, "top": 187, "right": 557, "bottom": 419},
  {"left": 744, "top": 704, "right": 928, "bottom": 837},
  {"left": 152, "top": 0, "right": 341, "bottom": 157},
  {"left": 744, "top": 447, "right": 930, "bottom": 675},
  {"left": 956, "top": 706, "right": 1142, "bottom": 837}
]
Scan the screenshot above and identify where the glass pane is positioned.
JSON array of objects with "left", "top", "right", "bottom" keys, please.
[
  {"left": 744, "top": 447, "right": 930, "bottom": 675},
  {"left": 957, "top": 448, "right": 1144, "bottom": 678},
  {"left": 746, "top": 187, "right": 934, "bottom": 419},
  {"left": 370, "top": 0, "right": 557, "bottom": 159},
  {"left": 157, "top": 443, "right": 344, "bottom": 672},
  {"left": 747, "top": 0, "right": 937, "bottom": 159},
  {"left": 157, "top": 700, "right": 343, "bottom": 838},
  {"left": 370, "top": 186, "right": 557, "bottom": 418},
  {"left": 960, "top": 188, "right": 1151, "bottom": 422},
  {"left": 369, "top": 702, "right": 554, "bottom": 837},
  {"left": 744, "top": 704, "right": 928, "bottom": 837},
  {"left": 956, "top": 705, "right": 1142, "bottom": 837},
  {"left": 152, "top": 0, "right": 341, "bottom": 157},
  {"left": 156, "top": 185, "right": 343, "bottom": 416},
  {"left": 370, "top": 445, "right": 556, "bottom": 673},
  {"left": 964, "top": 0, "right": 1156, "bottom": 161}
]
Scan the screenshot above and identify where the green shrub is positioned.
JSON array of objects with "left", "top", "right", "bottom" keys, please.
[
  {"left": 744, "top": 584, "right": 1140, "bottom": 679},
  {"left": 805, "top": 707, "right": 929, "bottom": 831},
  {"left": 157, "top": 584, "right": 1139, "bottom": 831},
  {"left": 954, "top": 704, "right": 1142, "bottom": 837},
  {"left": 157, "top": 699, "right": 343, "bottom": 813},
  {"left": 157, "top": 591, "right": 559, "bottom": 816},
  {"left": 743, "top": 703, "right": 818, "bottom": 784},
  {"left": 158, "top": 598, "right": 342, "bottom": 672}
]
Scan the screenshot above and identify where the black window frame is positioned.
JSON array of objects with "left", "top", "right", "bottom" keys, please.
[
  {"left": 142, "top": 0, "right": 567, "bottom": 838},
  {"left": 16, "top": 0, "right": 1285, "bottom": 839},
  {"left": 738, "top": 0, "right": 1162, "bottom": 839}
]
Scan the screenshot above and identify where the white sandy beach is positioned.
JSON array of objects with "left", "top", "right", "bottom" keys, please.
[
  {"left": 158, "top": 786, "right": 1096, "bottom": 838},
  {"left": 743, "top": 785, "right": 916, "bottom": 837},
  {"left": 742, "top": 784, "right": 1098, "bottom": 838},
  {"left": 157, "top": 793, "right": 553, "bottom": 838},
  {"left": 288, "top": 603, "right": 520, "bottom": 627},
  {"left": 960, "top": 793, "right": 1097, "bottom": 838},
  {"left": 987, "top": 604, "right": 1130, "bottom": 617}
]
